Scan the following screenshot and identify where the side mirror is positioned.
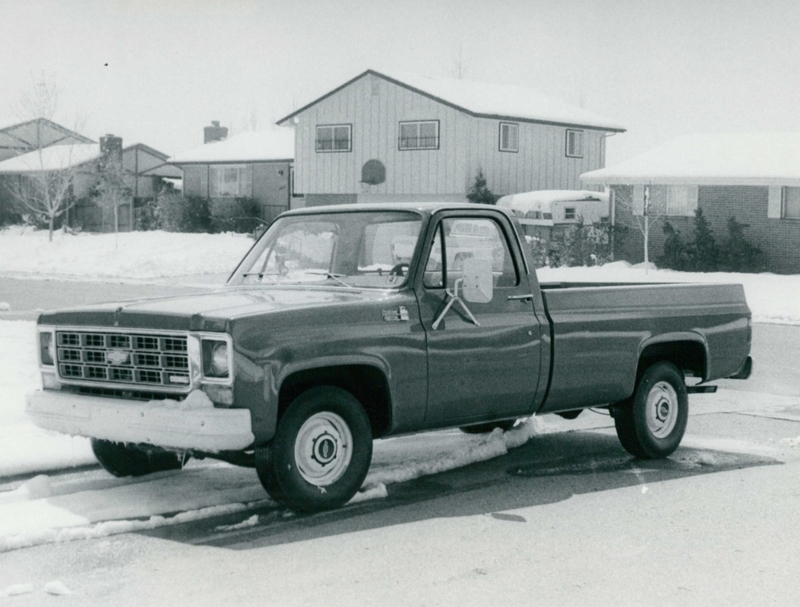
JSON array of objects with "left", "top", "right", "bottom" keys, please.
[{"left": 461, "top": 257, "right": 493, "bottom": 303}]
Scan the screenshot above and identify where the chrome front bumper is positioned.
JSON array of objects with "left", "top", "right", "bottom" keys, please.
[{"left": 26, "top": 390, "right": 254, "bottom": 453}]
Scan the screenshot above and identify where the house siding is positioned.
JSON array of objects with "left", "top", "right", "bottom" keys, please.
[
  {"left": 613, "top": 184, "right": 800, "bottom": 274},
  {"left": 182, "top": 161, "right": 291, "bottom": 222},
  {"left": 291, "top": 73, "right": 608, "bottom": 202}
]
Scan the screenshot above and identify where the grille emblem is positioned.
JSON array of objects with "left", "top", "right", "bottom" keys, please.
[{"left": 106, "top": 349, "right": 130, "bottom": 365}]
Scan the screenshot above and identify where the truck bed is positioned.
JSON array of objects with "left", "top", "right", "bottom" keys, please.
[{"left": 536, "top": 281, "right": 751, "bottom": 414}]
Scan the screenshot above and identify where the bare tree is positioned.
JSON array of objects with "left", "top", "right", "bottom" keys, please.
[
  {"left": 616, "top": 184, "right": 667, "bottom": 271},
  {"left": 94, "top": 154, "right": 131, "bottom": 243},
  {"left": 3, "top": 74, "right": 85, "bottom": 241}
]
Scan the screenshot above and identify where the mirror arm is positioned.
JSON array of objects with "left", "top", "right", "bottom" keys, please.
[{"left": 432, "top": 278, "right": 480, "bottom": 330}]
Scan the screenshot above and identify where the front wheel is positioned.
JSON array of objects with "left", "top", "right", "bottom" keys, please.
[
  {"left": 614, "top": 361, "right": 688, "bottom": 459},
  {"left": 255, "top": 387, "right": 373, "bottom": 512},
  {"left": 91, "top": 439, "right": 187, "bottom": 477}
]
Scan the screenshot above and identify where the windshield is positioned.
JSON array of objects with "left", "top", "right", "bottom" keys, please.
[{"left": 229, "top": 211, "right": 423, "bottom": 288}]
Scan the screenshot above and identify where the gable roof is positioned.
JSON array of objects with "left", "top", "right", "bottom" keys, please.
[
  {"left": 169, "top": 130, "right": 295, "bottom": 165},
  {"left": 0, "top": 141, "right": 172, "bottom": 174},
  {"left": 581, "top": 133, "right": 800, "bottom": 186},
  {"left": 0, "top": 143, "right": 100, "bottom": 173},
  {"left": 0, "top": 117, "right": 94, "bottom": 145},
  {"left": 277, "top": 69, "right": 625, "bottom": 132}
]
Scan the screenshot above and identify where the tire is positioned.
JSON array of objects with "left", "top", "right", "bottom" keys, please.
[
  {"left": 91, "top": 439, "right": 187, "bottom": 477},
  {"left": 614, "top": 361, "right": 689, "bottom": 459},
  {"left": 255, "top": 386, "right": 373, "bottom": 512},
  {"left": 460, "top": 419, "right": 516, "bottom": 434}
]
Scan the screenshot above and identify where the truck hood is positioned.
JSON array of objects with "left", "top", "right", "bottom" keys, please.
[{"left": 38, "top": 286, "right": 395, "bottom": 332}]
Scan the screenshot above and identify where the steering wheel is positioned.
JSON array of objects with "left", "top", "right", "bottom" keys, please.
[{"left": 389, "top": 263, "right": 409, "bottom": 277}]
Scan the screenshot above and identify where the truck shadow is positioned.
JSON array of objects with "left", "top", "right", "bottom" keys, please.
[{"left": 138, "top": 429, "right": 781, "bottom": 550}]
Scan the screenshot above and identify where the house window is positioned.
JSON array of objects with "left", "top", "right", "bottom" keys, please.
[
  {"left": 566, "top": 129, "right": 584, "bottom": 158},
  {"left": 499, "top": 122, "right": 519, "bottom": 152},
  {"left": 632, "top": 185, "right": 698, "bottom": 217},
  {"left": 209, "top": 165, "right": 252, "bottom": 198},
  {"left": 783, "top": 187, "right": 800, "bottom": 219},
  {"left": 316, "top": 124, "right": 352, "bottom": 152},
  {"left": 564, "top": 207, "right": 576, "bottom": 220},
  {"left": 399, "top": 121, "right": 439, "bottom": 150}
]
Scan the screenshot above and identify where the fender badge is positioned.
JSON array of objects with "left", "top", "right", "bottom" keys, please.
[{"left": 382, "top": 306, "right": 409, "bottom": 322}]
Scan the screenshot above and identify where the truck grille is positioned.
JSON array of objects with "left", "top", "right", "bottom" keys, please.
[{"left": 56, "top": 330, "right": 190, "bottom": 389}]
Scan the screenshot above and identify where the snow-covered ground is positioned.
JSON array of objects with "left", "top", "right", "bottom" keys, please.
[
  {"left": 0, "top": 226, "right": 253, "bottom": 281},
  {"left": 1, "top": 226, "right": 798, "bottom": 323},
  {"left": 1, "top": 227, "right": 799, "bottom": 555}
]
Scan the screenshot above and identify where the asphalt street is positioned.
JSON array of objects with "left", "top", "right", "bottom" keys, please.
[{"left": 1, "top": 276, "right": 799, "bottom": 605}]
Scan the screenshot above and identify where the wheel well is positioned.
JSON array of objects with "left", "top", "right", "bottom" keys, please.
[
  {"left": 638, "top": 340, "right": 707, "bottom": 381},
  {"left": 278, "top": 365, "right": 392, "bottom": 438}
]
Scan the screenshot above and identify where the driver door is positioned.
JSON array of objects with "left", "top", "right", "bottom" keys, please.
[{"left": 418, "top": 212, "right": 543, "bottom": 425}]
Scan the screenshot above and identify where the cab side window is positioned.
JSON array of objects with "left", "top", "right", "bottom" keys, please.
[{"left": 423, "top": 217, "right": 519, "bottom": 291}]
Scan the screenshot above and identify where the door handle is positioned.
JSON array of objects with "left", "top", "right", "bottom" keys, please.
[{"left": 507, "top": 294, "right": 533, "bottom": 302}]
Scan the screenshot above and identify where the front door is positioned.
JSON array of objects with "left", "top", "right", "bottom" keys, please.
[{"left": 417, "top": 212, "right": 543, "bottom": 426}]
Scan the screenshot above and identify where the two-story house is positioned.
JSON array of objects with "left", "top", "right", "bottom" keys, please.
[{"left": 277, "top": 69, "right": 625, "bottom": 207}]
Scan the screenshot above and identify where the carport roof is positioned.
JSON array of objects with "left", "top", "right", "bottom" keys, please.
[{"left": 582, "top": 133, "right": 800, "bottom": 186}]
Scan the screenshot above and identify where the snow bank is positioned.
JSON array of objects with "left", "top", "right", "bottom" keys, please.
[{"left": 0, "top": 227, "right": 253, "bottom": 281}]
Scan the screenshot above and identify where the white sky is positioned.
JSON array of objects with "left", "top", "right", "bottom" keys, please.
[{"left": 1, "top": 0, "right": 798, "bottom": 164}]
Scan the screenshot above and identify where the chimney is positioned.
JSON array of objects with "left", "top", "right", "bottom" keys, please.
[
  {"left": 204, "top": 120, "right": 228, "bottom": 144},
  {"left": 99, "top": 134, "right": 123, "bottom": 166}
]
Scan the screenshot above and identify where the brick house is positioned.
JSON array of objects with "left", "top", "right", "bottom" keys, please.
[
  {"left": 581, "top": 133, "right": 800, "bottom": 274},
  {"left": 169, "top": 128, "right": 296, "bottom": 224},
  {"left": 276, "top": 69, "right": 625, "bottom": 207}
]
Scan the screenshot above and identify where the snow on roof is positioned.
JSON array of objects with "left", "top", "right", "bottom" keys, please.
[
  {"left": 279, "top": 70, "right": 625, "bottom": 132},
  {"left": 0, "top": 143, "right": 100, "bottom": 173},
  {"left": 582, "top": 133, "right": 800, "bottom": 186},
  {"left": 497, "top": 189, "right": 609, "bottom": 214},
  {"left": 169, "top": 130, "right": 294, "bottom": 164}
]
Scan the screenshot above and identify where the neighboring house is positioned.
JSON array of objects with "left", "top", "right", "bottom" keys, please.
[
  {"left": 169, "top": 129, "right": 296, "bottom": 224},
  {"left": 581, "top": 133, "right": 800, "bottom": 274},
  {"left": 497, "top": 189, "right": 609, "bottom": 240},
  {"left": 0, "top": 117, "right": 93, "bottom": 162},
  {"left": 0, "top": 135, "right": 176, "bottom": 232},
  {"left": 276, "top": 69, "right": 625, "bottom": 207}
]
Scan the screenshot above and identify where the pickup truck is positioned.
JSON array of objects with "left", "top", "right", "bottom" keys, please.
[{"left": 27, "top": 202, "right": 753, "bottom": 512}]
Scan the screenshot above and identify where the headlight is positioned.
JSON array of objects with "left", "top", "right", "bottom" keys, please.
[
  {"left": 203, "top": 340, "right": 230, "bottom": 378},
  {"left": 39, "top": 331, "right": 55, "bottom": 366}
]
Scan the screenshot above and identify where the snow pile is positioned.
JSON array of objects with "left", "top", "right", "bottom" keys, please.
[
  {"left": 0, "top": 227, "right": 253, "bottom": 281},
  {"left": 0, "top": 321, "right": 95, "bottom": 477},
  {"left": 538, "top": 263, "right": 800, "bottom": 325},
  {"left": 0, "top": 419, "right": 543, "bottom": 553}
]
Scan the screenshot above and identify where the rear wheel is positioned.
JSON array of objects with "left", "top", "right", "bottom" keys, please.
[
  {"left": 614, "top": 361, "right": 688, "bottom": 459},
  {"left": 255, "top": 387, "right": 373, "bottom": 512},
  {"left": 91, "top": 439, "right": 186, "bottom": 477}
]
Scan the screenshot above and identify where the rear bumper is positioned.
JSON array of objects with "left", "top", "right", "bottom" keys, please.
[
  {"left": 728, "top": 356, "right": 753, "bottom": 380},
  {"left": 26, "top": 390, "right": 255, "bottom": 453}
]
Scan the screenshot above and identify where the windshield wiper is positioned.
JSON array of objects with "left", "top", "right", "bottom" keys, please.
[
  {"left": 304, "top": 271, "right": 352, "bottom": 288},
  {"left": 242, "top": 272, "right": 279, "bottom": 284}
]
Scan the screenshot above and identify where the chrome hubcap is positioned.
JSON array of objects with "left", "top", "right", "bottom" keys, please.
[
  {"left": 294, "top": 412, "right": 353, "bottom": 486},
  {"left": 646, "top": 381, "right": 679, "bottom": 439}
]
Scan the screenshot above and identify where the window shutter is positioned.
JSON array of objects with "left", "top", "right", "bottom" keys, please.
[
  {"left": 767, "top": 186, "right": 782, "bottom": 218},
  {"left": 632, "top": 185, "right": 644, "bottom": 216}
]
